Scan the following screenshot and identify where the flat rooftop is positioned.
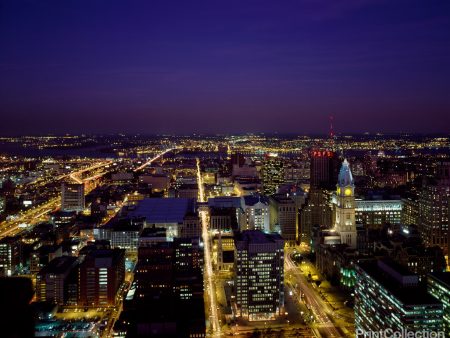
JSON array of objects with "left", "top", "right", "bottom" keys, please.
[
  {"left": 127, "top": 198, "right": 194, "bottom": 224},
  {"left": 357, "top": 260, "right": 440, "bottom": 306},
  {"left": 235, "top": 230, "right": 283, "bottom": 244},
  {"left": 430, "top": 272, "right": 450, "bottom": 287},
  {"left": 39, "top": 256, "right": 77, "bottom": 275}
]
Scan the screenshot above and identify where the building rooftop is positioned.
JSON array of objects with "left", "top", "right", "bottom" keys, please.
[
  {"left": 243, "top": 194, "right": 270, "bottom": 206},
  {"left": 140, "top": 227, "right": 167, "bottom": 238},
  {"left": 357, "top": 259, "right": 440, "bottom": 306},
  {"left": 235, "top": 230, "right": 283, "bottom": 244},
  {"left": 38, "top": 256, "right": 78, "bottom": 275},
  {"left": 127, "top": 198, "right": 194, "bottom": 224},
  {"left": 429, "top": 272, "right": 450, "bottom": 287},
  {"left": 208, "top": 196, "right": 244, "bottom": 209},
  {"left": 270, "top": 194, "right": 294, "bottom": 203}
]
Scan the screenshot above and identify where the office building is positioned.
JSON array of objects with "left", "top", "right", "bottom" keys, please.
[
  {"left": 243, "top": 195, "right": 270, "bottom": 232},
  {"left": 123, "top": 198, "right": 197, "bottom": 240},
  {"left": 179, "top": 213, "right": 201, "bottom": 238},
  {"left": 210, "top": 207, "right": 239, "bottom": 232},
  {"left": 418, "top": 161, "right": 450, "bottom": 254},
  {"left": 235, "top": 230, "right": 284, "bottom": 321},
  {"left": 428, "top": 272, "right": 450, "bottom": 335},
  {"left": 78, "top": 248, "right": 125, "bottom": 307},
  {"left": 94, "top": 217, "right": 145, "bottom": 253},
  {"left": 355, "top": 259, "right": 443, "bottom": 335},
  {"left": 261, "top": 155, "right": 284, "bottom": 195},
  {"left": 36, "top": 256, "right": 79, "bottom": 305},
  {"left": 176, "top": 183, "right": 199, "bottom": 201},
  {"left": 310, "top": 150, "right": 339, "bottom": 190},
  {"left": 402, "top": 193, "right": 419, "bottom": 225},
  {"left": 125, "top": 237, "right": 205, "bottom": 337},
  {"left": 300, "top": 189, "right": 333, "bottom": 245},
  {"left": 270, "top": 194, "right": 298, "bottom": 243},
  {"left": 61, "top": 183, "right": 85, "bottom": 212},
  {"left": 355, "top": 199, "right": 402, "bottom": 228},
  {"left": 0, "top": 236, "right": 21, "bottom": 277}
]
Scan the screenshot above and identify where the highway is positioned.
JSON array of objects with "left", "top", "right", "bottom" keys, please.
[
  {"left": 285, "top": 252, "right": 343, "bottom": 337},
  {"left": 68, "top": 160, "right": 112, "bottom": 183},
  {"left": 0, "top": 161, "right": 112, "bottom": 239},
  {"left": 196, "top": 158, "right": 221, "bottom": 337},
  {"left": 134, "top": 147, "right": 175, "bottom": 172}
]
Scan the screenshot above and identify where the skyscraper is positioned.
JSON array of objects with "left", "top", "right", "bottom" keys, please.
[
  {"left": 61, "top": 183, "right": 85, "bottom": 212},
  {"left": 310, "top": 150, "right": 339, "bottom": 190},
  {"left": 418, "top": 161, "right": 450, "bottom": 254},
  {"left": 261, "top": 155, "right": 284, "bottom": 195},
  {"left": 299, "top": 150, "right": 339, "bottom": 245},
  {"left": 234, "top": 230, "right": 284, "bottom": 321}
]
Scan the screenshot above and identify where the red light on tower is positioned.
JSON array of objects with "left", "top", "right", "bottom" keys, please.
[{"left": 329, "top": 114, "right": 334, "bottom": 139}]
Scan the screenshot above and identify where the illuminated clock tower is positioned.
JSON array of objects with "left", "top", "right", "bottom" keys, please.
[{"left": 335, "top": 159, "right": 357, "bottom": 248}]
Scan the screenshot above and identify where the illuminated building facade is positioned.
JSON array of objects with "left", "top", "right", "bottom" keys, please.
[
  {"left": 235, "top": 230, "right": 284, "bottom": 321},
  {"left": 0, "top": 236, "right": 21, "bottom": 277},
  {"left": 334, "top": 159, "right": 357, "bottom": 249},
  {"left": 355, "top": 260, "right": 443, "bottom": 335},
  {"left": 355, "top": 199, "right": 402, "bottom": 229},
  {"left": 402, "top": 194, "right": 419, "bottom": 225},
  {"left": 243, "top": 195, "right": 270, "bottom": 232},
  {"left": 61, "top": 183, "right": 85, "bottom": 212},
  {"left": 428, "top": 272, "right": 450, "bottom": 335},
  {"left": 418, "top": 161, "right": 450, "bottom": 253},
  {"left": 261, "top": 155, "right": 284, "bottom": 195}
]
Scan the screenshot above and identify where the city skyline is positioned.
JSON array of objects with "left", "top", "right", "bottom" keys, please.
[{"left": 1, "top": 0, "right": 450, "bottom": 135}]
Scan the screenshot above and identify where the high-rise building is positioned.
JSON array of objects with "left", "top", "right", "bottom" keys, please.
[
  {"left": 61, "top": 183, "right": 85, "bottom": 212},
  {"left": 300, "top": 189, "right": 333, "bottom": 245},
  {"left": 270, "top": 194, "right": 298, "bottom": 243},
  {"left": 261, "top": 155, "right": 284, "bottom": 195},
  {"left": 402, "top": 193, "right": 419, "bottom": 225},
  {"left": 124, "top": 237, "right": 205, "bottom": 337},
  {"left": 310, "top": 150, "right": 339, "bottom": 190},
  {"left": 299, "top": 150, "right": 339, "bottom": 245},
  {"left": 0, "top": 236, "right": 21, "bottom": 277},
  {"left": 334, "top": 159, "right": 357, "bottom": 248},
  {"left": 243, "top": 195, "right": 270, "bottom": 232},
  {"left": 428, "top": 272, "right": 450, "bottom": 335},
  {"left": 78, "top": 248, "right": 125, "bottom": 307},
  {"left": 36, "top": 256, "right": 79, "bottom": 305},
  {"left": 0, "top": 196, "right": 4, "bottom": 214},
  {"left": 234, "top": 230, "right": 284, "bottom": 321},
  {"left": 355, "top": 259, "right": 443, "bottom": 336},
  {"left": 418, "top": 161, "right": 450, "bottom": 254}
]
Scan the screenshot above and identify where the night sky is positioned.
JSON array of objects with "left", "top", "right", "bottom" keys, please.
[{"left": 1, "top": 0, "right": 449, "bottom": 135}]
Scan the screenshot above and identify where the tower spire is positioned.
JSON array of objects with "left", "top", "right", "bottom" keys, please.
[{"left": 329, "top": 114, "right": 334, "bottom": 140}]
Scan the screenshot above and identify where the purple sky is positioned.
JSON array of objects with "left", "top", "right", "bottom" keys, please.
[{"left": 0, "top": 0, "right": 449, "bottom": 135}]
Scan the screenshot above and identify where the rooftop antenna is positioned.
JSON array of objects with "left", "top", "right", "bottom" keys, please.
[
  {"left": 329, "top": 114, "right": 335, "bottom": 140},
  {"left": 329, "top": 114, "right": 336, "bottom": 152}
]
